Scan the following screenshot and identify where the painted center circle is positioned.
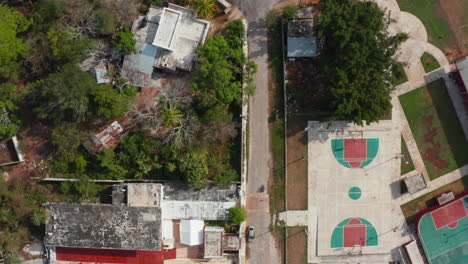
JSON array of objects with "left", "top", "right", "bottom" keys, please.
[{"left": 348, "top": 186, "right": 362, "bottom": 200}]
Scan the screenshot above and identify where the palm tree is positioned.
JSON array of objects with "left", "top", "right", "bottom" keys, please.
[{"left": 194, "top": 0, "right": 216, "bottom": 19}]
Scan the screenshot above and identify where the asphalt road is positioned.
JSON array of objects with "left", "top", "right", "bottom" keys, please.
[{"left": 233, "top": 0, "right": 282, "bottom": 263}]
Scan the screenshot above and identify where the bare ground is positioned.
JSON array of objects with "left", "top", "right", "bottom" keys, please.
[{"left": 286, "top": 227, "right": 308, "bottom": 264}]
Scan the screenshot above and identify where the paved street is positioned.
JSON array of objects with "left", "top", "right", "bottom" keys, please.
[{"left": 233, "top": 0, "right": 281, "bottom": 263}]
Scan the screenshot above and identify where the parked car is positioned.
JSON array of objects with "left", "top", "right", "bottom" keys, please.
[{"left": 248, "top": 226, "right": 255, "bottom": 242}]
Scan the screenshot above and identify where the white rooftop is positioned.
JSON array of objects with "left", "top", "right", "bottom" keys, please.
[
  {"left": 153, "top": 8, "right": 181, "bottom": 50},
  {"left": 161, "top": 200, "right": 235, "bottom": 220}
]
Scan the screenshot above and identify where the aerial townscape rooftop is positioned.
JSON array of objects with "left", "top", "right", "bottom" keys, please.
[{"left": 0, "top": 0, "right": 467, "bottom": 264}]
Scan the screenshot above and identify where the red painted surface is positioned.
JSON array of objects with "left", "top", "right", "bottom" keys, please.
[
  {"left": 343, "top": 218, "right": 366, "bottom": 247},
  {"left": 431, "top": 199, "right": 467, "bottom": 230},
  {"left": 344, "top": 139, "right": 367, "bottom": 168},
  {"left": 56, "top": 247, "right": 177, "bottom": 264}
]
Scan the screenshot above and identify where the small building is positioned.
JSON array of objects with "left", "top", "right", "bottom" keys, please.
[
  {"left": 402, "top": 240, "right": 425, "bottom": 264},
  {"left": 95, "top": 66, "right": 111, "bottom": 84},
  {"left": 122, "top": 4, "right": 210, "bottom": 87},
  {"left": 83, "top": 121, "right": 128, "bottom": 153},
  {"left": 0, "top": 135, "right": 24, "bottom": 167},
  {"left": 287, "top": 7, "right": 318, "bottom": 58},
  {"left": 204, "top": 226, "right": 224, "bottom": 259},
  {"left": 403, "top": 173, "right": 426, "bottom": 194}
]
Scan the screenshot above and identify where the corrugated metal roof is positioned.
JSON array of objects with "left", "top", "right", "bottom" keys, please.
[
  {"left": 287, "top": 37, "right": 317, "bottom": 58},
  {"left": 121, "top": 42, "right": 158, "bottom": 87}
]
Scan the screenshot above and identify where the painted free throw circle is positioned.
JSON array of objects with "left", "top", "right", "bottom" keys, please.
[{"left": 348, "top": 186, "right": 362, "bottom": 200}]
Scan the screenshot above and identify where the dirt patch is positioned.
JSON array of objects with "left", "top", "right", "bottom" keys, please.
[
  {"left": 286, "top": 227, "right": 307, "bottom": 264},
  {"left": 437, "top": 0, "right": 468, "bottom": 60},
  {"left": 286, "top": 117, "right": 308, "bottom": 210},
  {"left": 208, "top": 6, "right": 244, "bottom": 37}
]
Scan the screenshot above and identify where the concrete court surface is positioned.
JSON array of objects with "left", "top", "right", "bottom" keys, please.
[{"left": 307, "top": 121, "right": 409, "bottom": 263}]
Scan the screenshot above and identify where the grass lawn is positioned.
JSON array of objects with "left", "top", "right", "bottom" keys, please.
[
  {"left": 401, "top": 136, "right": 415, "bottom": 175},
  {"left": 392, "top": 63, "right": 408, "bottom": 85},
  {"left": 399, "top": 79, "right": 468, "bottom": 180},
  {"left": 396, "top": 0, "right": 454, "bottom": 51},
  {"left": 420, "top": 52, "right": 440, "bottom": 73},
  {"left": 400, "top": 175, "right": 468, "bottom": 222}
]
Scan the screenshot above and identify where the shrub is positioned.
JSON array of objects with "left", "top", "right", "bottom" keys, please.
[
  {"left": 228, "top": 206, "right": 247, "bottom": 225},
  {"left": 114, "top": 26, "right": 136, "bottom": 55},
  {"left": 95, "top": 9, "right": 117, "bottom": 35},
  {"left": 282, "top": 5, "right": 298, "bottom": 20}
]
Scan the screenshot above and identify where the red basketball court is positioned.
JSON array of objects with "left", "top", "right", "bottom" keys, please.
[
  {"left": 343, "top": 218, "right": 367, "bottom": 247},
  {"left": 55, "top": 247, "right": 176, "bottom": 264},
  {"left": 344, "top": 139, "right": 367, "bottom": 168},
  {"left": 431, "top": 199, "right": 467, "bottom": 230}
]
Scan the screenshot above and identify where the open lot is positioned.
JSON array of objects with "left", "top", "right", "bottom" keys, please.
[
  {"left": 287, "top": 227, "right": 307, "bottom": 264},
  {"left": 396, "top": 0, "right": 468, "bottom": 60},
  {"left": 399, "top": 79, "right": 468, "bottom": 180},
  {"left": 400, "top": 175, "right": 468, "bottom": 222}
]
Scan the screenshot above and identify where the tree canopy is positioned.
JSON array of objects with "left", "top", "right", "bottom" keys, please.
[
  {"left": 0, "top": 83, "right": 21, "bottom": 140},
  {"left": 318, "top": 0, "right": 406, "bottom": 125},
  {"left": 30, "top": 64, "right": 98, "bottom": 122},
  {"left": 0, "top": 5, "right": 32, "bottom": 79}
]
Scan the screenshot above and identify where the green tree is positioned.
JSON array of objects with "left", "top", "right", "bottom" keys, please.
[
  {"left": 194, "top": 0, "right": 216, "bottom": 19},
  {"left": 51, "top": 123, "right": 90, "bottom": 155},
  {"left": 91, "top": 85, "right": 136, "bottom": 119},
  {"left": 114, "top": 26, "right": 136, "bottom": 55},
  {"left": 0, "top": 5, "right": 32, "bottom": 79},
  {"left": 226, "top": 20, "right": 245, "bottom": 50},
  {"left": 192, "top": 35, "right": 245, "bottom": 107},
  {"left": 95, "top": 8, "right": 117, "bottom": 35},
  {"left": 0, "top": 83, "right": 21, "bottom": 140},
  {"left": 47, "top": 27, "right": 94, "bottom": 63},
  {"left": 318, "top": 0, "right": 406, "bottom": 125},
  {"left": 178, "top": 150, "right": 209, "bottom": 188},
  {"left": 228, "top": 206, "right": 247, "bottom": 225},
  {"left": 73, "top": 175, "right": 100, "bottom": 201},
  {"left": 282, "top": 5, "right": 298, "bottom": 20},
  {"left": 202, "top": 104, "right": 232, "bottom": 123},
  {"left": 30, "top": 64, "right": 98, "bottom": 122},
  {"left": 260, "top": 9, "right": 280, "bottom": 31}
]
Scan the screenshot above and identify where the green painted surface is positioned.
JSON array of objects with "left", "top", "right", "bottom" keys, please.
[
  {"left": 330, "top": 217, "right": 378, "bottom": 248},
  {"left": 348, "top": 187, "right": 362, "bottom": 200},
  {"left": 418, "top": 196, "right": 468, "bottom": 264}
]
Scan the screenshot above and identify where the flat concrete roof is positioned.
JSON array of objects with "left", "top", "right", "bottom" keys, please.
[
  {"left": 162, "top": 182, "right": 238, "bottom": 201},
  {"left": 44, "top": 203, "right": 162, "bottom": 251},
  {"left": 404, "top": 173, "right": 426, "bottom": 194},
  {"left": 153, "top": 8, "right": 181, "bottom": 50},
  {"left": 127, "top": 183, "right": 162, "bottom": 207},
  {"left": 161, "top": 200, "right": 235, "bottom": 220},
  {"left": 204, "top": 227, "right": 224, "bottom": 258}
]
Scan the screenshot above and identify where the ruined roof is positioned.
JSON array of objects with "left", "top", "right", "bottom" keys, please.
[
  {"left": 161, "top": 200, "right": 235, "bottom": 220},
  {"left": 162, "top": 182, "right": 238, "bottom": 201},
  {"left": 121, "top": 42, "right": 158, "bottom": 87},
  {"left": 95, "top": 66, "right": 110, "bottom": 84},
  {"left": 204, "top": 226, "right": 224, "bottom": 258},
  {"left": 83, "top": 121, "right": 128, "bottom": 153},
  {"left": 44, "top": 203, "right": 162, "bottom": 251},
  {"left": 127, "top": 183, "right": 162, "bottom": 207},
  {"left": 223, "top": 235, "right": 240, "bottom": 251}
]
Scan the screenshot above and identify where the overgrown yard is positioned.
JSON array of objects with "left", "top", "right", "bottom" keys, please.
[
  {"left": 401, "top": 175, "right": 468, "bottom": 222},
  {"left": 420, "top": 52, "right": 440, "bottom": 73},
  {"left": 401, "top": 136, "right": 415, "bottom": 175},
  {"left": 287, "top": 227, "right": 308, "bottom": 264},
  {"left": 399, "top": 79, "right": 468, "bottom": 180},
  {"left": 397, "top": 0, "right": 468, "bottom": 60}
]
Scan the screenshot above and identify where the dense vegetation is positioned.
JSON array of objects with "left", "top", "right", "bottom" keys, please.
[
  {"left": 318, "top": 0, "right": 407, "bottom": 125},
  {"left": 0, "top": 1, "right": 250, "bottom": 261}
]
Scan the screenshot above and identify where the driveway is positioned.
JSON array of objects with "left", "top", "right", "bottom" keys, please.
[{"left": 232, "top": 0, "right": 282, "bottom": 264}]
